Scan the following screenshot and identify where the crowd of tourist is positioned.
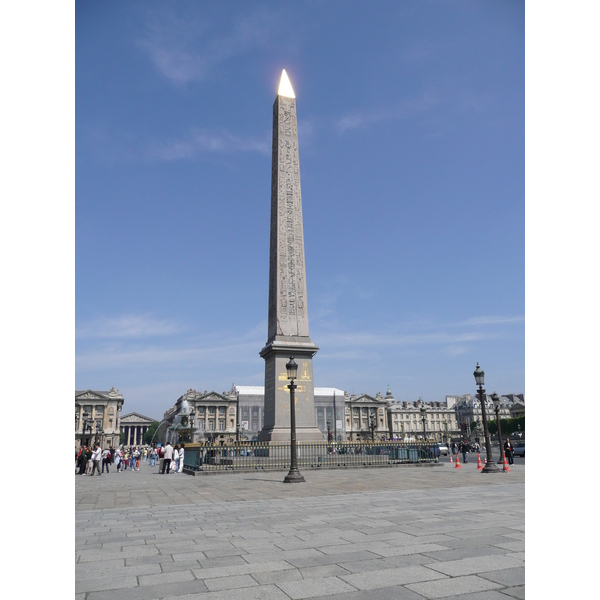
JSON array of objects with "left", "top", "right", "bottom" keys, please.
[{"left": 75, "top": 442, "right": 186, "bottom": 475}]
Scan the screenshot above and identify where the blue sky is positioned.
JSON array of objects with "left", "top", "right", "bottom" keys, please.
[{"left": 75, "top": 0, "right": 524, "bottom": 419}]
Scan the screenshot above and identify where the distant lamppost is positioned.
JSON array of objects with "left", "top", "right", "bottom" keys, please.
[
  {"left": 443, "top": 419, "right": 448, "bottom": 443},
  {"left": 369, "top": 413, "right": 376, "bottom": 442},
  {"left": 189, "top": 410, "right": 196, "bottom": 444},
  {"left": 326, "top": 420, "right": 332, "bottom": 442},
  {"left": 283, "top": 357, "right": 305, "bottom": 483},
  {"left": 82, "top": 412, "right": 93, "bottom": 447},
  {"left": 491, "top": 392, "right": 504, "bottom": 464},
  {"left": 236, "top": 422, "right": 241, "bottom": 442},
  {"left": 473, "top": 363, "right": 499, "bottom": 473},
  {"left": 420, "top": 405, "right": 427, "bottom": 439}
]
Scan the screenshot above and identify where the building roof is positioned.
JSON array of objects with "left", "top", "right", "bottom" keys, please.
[
  {"left": 120, "top": 412, "right": 156, "bottom": 423},
  {"left": 233, "top": 385, "right": 346, "bottom": 396}
]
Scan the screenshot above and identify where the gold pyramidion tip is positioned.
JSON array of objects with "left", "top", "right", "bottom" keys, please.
[{"left": 278, "top": 69, "right": 295, "bottom": 98}]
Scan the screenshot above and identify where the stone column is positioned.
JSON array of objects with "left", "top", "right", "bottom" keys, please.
[{"left": 259, "top": 70, "right": 322, "bottom": 442}]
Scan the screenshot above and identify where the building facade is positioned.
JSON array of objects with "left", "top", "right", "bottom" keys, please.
[
  {"left": 162, "top": 389, "right": 239, "bottom": 445},
  {"left": 454, "top": 394, "right": 524, "bottom": 439},
  {"left": 120, "top": 412, "right": 156, "bottom": 446},
  {"left": 343, "top": 392, "right": 389, "bottom": 442},
  {"left": 75, "top": 388, "right": 124, "bottom": 450},
  {"left": 385, "top": 392, "right": 459, "bottom": 442}
]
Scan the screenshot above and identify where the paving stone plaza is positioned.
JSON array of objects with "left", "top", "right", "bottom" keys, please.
[{"left": 76, "top": 462, "right": 524, "bottom": 600}]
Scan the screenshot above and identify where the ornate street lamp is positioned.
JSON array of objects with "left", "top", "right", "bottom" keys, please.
[
  {"left": 473, "top": 363, "right": 499, "bottom": 473},
  {"left": 189, "top": 410, "right": 196, "bottom": 444},
  {"left": 82, "top": 411, "right": 92, "bottom": 447},
  {"left": 236, "top": 422, "right": 241, "bottom": 442},
  {"left": 369, "top": 413, "right": 376, "bottom": 442},
  {"left": 491, "top": 392, "right": 504, "bottom": 464},
  {"left": 283, "top": 357, "right": 305, "bottom": 483},
  {"left": 443, "top": 419, "right": 448, "bottom": 443},
  {"left": 420, "top": 405, "right": 427, "bottom": 439}
]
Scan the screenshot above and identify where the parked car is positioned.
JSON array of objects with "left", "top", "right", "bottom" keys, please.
[
  {"left": 438, "top": 443, "right": 449, "bottom": 456},
  {"left": 513, "top": 442, "right": 525, "bottom": 457}
]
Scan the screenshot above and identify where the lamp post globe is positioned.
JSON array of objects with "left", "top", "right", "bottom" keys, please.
[
  {"left": 283, "top": 356, "right": 305, "bottom": 483},
  {"left": 473, "top": 363, "right": 499, "bottom": 473}
]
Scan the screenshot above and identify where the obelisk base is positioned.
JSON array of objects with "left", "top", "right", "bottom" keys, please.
[{"left": 258, "top": 337, "right": 324, "bottom": 442}]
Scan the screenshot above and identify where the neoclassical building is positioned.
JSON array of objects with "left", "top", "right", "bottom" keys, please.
[
  {"left": 120, "top": 412, "right": 156, "bottom": 446},
  {"left": 385, "top": 391, "right": 459, "bottom": 442},
  {"left": 162, "top": 389, "right": 239, "bottom": 445},
  {"left": 75, "top": 388, "right": 124, "bottom": 449},
  {"left": 343, "top": 392, "right": 389, "bottom": 442}
]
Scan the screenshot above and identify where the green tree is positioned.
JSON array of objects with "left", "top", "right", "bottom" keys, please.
[
  {"left": 487, "top": 416, "right": 524, "bottom": 436},
  {"left": 144, "top": 421, "right": 161, "bottom": 445}
]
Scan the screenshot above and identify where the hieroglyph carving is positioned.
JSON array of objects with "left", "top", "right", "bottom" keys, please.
[{"left": 267, "top": 95, "right": 309, "bottom": 339}]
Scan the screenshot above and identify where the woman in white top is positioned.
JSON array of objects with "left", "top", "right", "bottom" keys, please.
[
  {"left": 172, "top": 447, "right": 179, "bottom": 473},
  {"left": 178, "top": 444, "right": 185, "bottom": 472}
]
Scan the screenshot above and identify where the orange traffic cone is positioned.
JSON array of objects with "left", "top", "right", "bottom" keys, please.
[
  {"left": 477, "top": 454, "right": 483, "bottom": 470},
  {"left": 454, "top": 454, "right": 461, "bottom": 469},
  {"left": 502, "top": 453, "right": 510, "bottom": 472},
  {"left": 449, "top": 454, "right": 453, "bottom": 464}
]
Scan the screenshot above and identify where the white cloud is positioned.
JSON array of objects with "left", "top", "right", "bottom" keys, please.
[
  {"left": 137, "top": 7, "right": 281, "bottom": 85},
  {"left": 335, "top": 93, "right": 438, "bottom": 134},
  {"left": 148, "top": 128, "right": 270, "bottom": 161},
  {"left": 76, "top": 314, "right": 182, "bottom": 340}
]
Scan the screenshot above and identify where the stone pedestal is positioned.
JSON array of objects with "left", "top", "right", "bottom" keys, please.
[{"left": 258, "top": 337, "right": 322, "bottom": 442}]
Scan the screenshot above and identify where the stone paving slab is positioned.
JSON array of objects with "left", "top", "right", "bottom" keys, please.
[{"left": 76, "top": 462, "right": 524, "bottom": 599}]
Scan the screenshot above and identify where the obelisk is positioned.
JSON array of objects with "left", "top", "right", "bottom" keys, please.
[{"left": 258, "top": 70, "right": 322, "bottom": 442}]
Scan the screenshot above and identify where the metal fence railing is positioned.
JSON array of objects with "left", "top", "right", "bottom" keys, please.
[{"left": 182, "top": 440, "right": 440, "bottom": 474}]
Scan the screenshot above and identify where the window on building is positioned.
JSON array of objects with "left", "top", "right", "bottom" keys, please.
[
  {"left": 218, "top": 420, "right": 225, "bottom": 431},
  {"left": 208, "top": 421, "right": 214, "bottom": 431},
  {"left": 218, "top": 407, "right": 226, "bottom": 417},
  {"left": 96, "top": 405, "right": 103, "bottom": 415},
  {"left": 317, "top": 407, "right": 324, "bottom": 431}
]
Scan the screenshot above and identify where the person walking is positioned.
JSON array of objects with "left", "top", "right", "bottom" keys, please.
[
  {"left": 90, "top": 444, "right": 102, "bottom": 476},
  {"left": 178, "top": 444, "right": 185, "bottom": 473},
  {"left": 504, "top": 439, "right": 514, "bottom": 465},
  {"left": 162, "top": 442, "right": 173, "bottom": 474},
  {"left": 133, "top": 447, "right": 141, "bottom": 471},
  {"left": 173, "top": 446, "right": 180, "bottom": 473},
  {"left": 158, "top": 445, "right": 164, "bottom": 472},
  {"left": 101, "top": 447, "right": 111, "bottom": 473},
  {"left": 149, "top": 447, "right": 157, "bottom": 467},
  {"left": 115, "top": 448, "right": 121, "bottom": 472},
  {"left": 77, "top": 446, "right": 87, "bottom": 475},
  {"left": 461, "top": 441, "right": 468, "bottom": 464}
]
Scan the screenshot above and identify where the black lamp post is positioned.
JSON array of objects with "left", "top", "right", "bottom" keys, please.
[
  {"left": 491, "top": 392, "right": 504, "bottom": 464},
  {"left": 443, "top": 419, "right": 448, "bottom": 443},
  {"left": 96, "top": 427, "right": 104, "bottom": 448},
  {"left": 236, "top": 422, "right": 241, "bottom": 442},
  {"left": 420, "top": 405, "right": 427, "bottom": 439},
  {"left": 283, "top": 357, "right": 305, "bottom": 483},
  {"left": 189, "top": 410, "right": 196, "bottom": 444},
  {"left": 326, "top": 420, "right": 332, "bottom": 442},
  {"left": 82, "top": 412, "right": 92, "bottom": 447},
  {"left": 473, "top": 363, "right": 499, "bottom": 473},
  {"left": 369, "top": 413, "right": 376, "bottom": 442}
]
